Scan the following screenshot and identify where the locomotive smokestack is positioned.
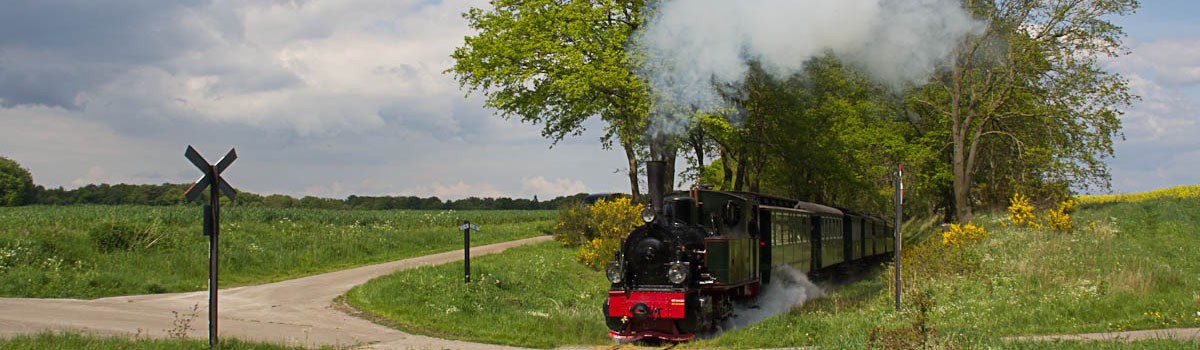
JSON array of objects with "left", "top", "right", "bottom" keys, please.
[{"left": 647, "top": 160, "right": 666, "bottom": 216}]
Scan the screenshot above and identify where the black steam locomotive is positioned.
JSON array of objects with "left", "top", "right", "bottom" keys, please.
[{"left": 603, "top": 162, "right": 894, "bottom": 341}]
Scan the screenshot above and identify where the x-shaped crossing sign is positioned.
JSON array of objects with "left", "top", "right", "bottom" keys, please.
[{"left": 184, "top": 146, "right": 237, "bottom": 202}]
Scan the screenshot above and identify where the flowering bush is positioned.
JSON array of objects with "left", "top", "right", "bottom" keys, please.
[
  {"left": 1007, "top": 193, "right": 1038, "bottom": 229},
  {"left": 552, "top": 197, "right": 644, "bottom": 269},
  {"left": 1046, "top": 199, "right": 1075, "bottom": 233},
  {"left": 941, "top": 223, "right": 988, "bottom": 248}
]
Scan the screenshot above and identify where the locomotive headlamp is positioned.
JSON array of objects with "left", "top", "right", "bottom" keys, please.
[
  {"left": 641, "top": 207, "right": 656, "bottom": 223},
  {"left": 667, "top": 261, "right": 688, "bottom": 284},
  {"left": 606, "top": 261, "right": 623, "bottom": 284}
]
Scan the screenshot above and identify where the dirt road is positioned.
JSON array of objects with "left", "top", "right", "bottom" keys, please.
[{"left": 0, "top": 235, "right": 551, "bottom": 349}]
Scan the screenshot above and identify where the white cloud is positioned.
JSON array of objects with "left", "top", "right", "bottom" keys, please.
[
  {"left": 1117, "top": 37, "right": 1200, "bottom": 86},
  {"left": 402, "top": 181, "right": 506, "bottom": 199},
  {"left": 522, "top": 176, "right": 589, "bottom": 198},
  {"left": 1103, "top": 37, "right": 1200, "bottom": 193}
]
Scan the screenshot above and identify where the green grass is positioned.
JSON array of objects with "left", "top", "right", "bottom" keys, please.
[
  {"left": 0, "top": 205, "right": 553, "bottom": 298},
  {"left": 345, "top": 190, "right": 1200, "bottom": 349},
  {"left": 691, "top": 194, "right": 1200, "bottom": 348},
  {"left": 345, "top": 241, "right": 611, "bottom": 349},
  {"left": 0, "top": 332, "right": 315, "bottom": 350}
]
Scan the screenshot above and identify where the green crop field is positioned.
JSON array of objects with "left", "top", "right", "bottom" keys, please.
[
  {"left": 346, "top": 187, "right": 1200, "bottom": 349},
  {"left": 0, "top": 205, "right": 554, "bottom": 298},
  {"left": 0, "top": 332, "right": 315, "bottom": 350}
]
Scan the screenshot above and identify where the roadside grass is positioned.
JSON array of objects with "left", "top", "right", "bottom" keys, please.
[
  {"left": 342, "top": 190, "right": 1199, "bottom": 349},
  {"left": 0, "top": 205, "right": 553, "bottom": 298},
  {"left": 0, "top": 332, "right": 318, "bottom": 350},
  {"left": 345, "top": 241, "right": 611, "bottom": 349},
  {"left": 691, "top": 194, "right": 1200, "bottom": 348}
]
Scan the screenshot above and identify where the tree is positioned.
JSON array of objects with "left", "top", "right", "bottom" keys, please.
[
  {"left": 915, "top": 0, "right": 1138, "bottom": 221},
  {"left": 0, "top": 156, "right": 35, "bottom": 206},
  {"left": 449, "top": 0, "right": 650, "bottom": 199}
]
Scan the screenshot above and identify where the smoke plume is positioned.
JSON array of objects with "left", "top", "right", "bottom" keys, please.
[
  {"left": 720, "top": 265, "right": 825, "bottom": 331},
  {"left": 634, "top": 0, "right": 985, "bottom": 134}
]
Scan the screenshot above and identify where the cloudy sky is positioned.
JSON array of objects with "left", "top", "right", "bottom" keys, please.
[{"left": 0, "top": 1, "right": 1196, "bottom": 200}]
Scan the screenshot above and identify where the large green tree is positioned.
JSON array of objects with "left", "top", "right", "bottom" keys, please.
[
  {"left": 915, "top": 0, "right": 1138, "bottom": 221},
  {"left": 0, "top": 156, "right": 35, "bottom": 206},
  {"left": 449, "top": 0, "right": 650, "bottom": 199}
]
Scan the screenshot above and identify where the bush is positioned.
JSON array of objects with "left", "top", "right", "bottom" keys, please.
[
  {"left": 88, "top": 221, "right": 164, "bottom": 253},
  {"left": 867, "top": 290, "right": 953, "bottom": 349},
  {"left": 1046, "top": 199, "right": 1075, "bottom": 233},
  {"left": 551, "top": 204, "right": 591, "bottom": 246},
  {"left": 577, "top": 197, "right": 643, "bottom": 269},
  {"left": 941, "top": 223, "right": 988, "bottom": 249},
  {"left": 1007, "top": 193, "right": 1037, "bottom": 229}
]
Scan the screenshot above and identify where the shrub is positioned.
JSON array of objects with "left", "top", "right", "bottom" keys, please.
[
  {"left": 575, "top": 197, "right": 644, "bottom": 269},
  {"left": 551, "top": 204, "right": 592, "bottom": 246},
  {"left": 1007, "top": 193, "right": 1037, "bottom": 228},
  {"left": 1046, "top": 199, "right": 1075, "bottom": 233},
  {"left": 88, "top": 221, "right": 164, "bottom": 253},
  {"left": 867, "top": 290, "right": 952, "bottom": 349},
  {"left": 941, "top": 223, "right": 988, "bottom": 249}
]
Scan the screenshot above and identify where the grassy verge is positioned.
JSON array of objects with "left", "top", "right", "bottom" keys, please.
[
  {"left": 344, "top": 191, "right": 1199, "bottom": 349},
  {"left": 0, "top": 332, "right": 314, "bottom": 350},
  {"left": 345, "top": 241, "right": 611, "bottom": 348},
  {"left": 691, "top": 194, "right": 1200, "bottom": 348},
  {"left": 0, "top": 205, "right": 553, "bottom": 298}
]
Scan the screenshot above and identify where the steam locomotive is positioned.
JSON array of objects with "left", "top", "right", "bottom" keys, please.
[{"left": 603, "top": 162, "right": 894, "bottom": 341}]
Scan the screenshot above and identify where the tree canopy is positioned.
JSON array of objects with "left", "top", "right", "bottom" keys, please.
[
  {"left": 914, "top": 0, "right": 1138, "bottom": 220},
  {"left": 449, "top": 0, "right": 650, "bottom": 199},
  {"left": 0, "top": 156, "right": 35, "bottom": 206}
]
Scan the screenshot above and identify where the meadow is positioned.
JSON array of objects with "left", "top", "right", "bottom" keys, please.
[
  {"left": 346, "top": 187, "right": 1200, "bottom": 349},
  {"left": 0, "top": 205, "right": 554, "bottom": 298},
  {"left": 0, "top": 332, "right": 314, "bottom": 350}
]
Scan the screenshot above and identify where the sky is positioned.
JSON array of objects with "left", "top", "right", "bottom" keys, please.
[{"left": 0, "top": 1, "right": 1196, "bottom": 200}]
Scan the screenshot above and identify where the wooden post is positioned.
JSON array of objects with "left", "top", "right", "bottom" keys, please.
[{"left": 894, "top": 164, "right": 903, "bottom": 312}]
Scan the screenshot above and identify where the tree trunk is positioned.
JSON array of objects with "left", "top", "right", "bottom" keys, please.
[
  {"left": 690, "top": 126, "right": 706, "bottom": 188},
  {"left": 621, "top": 136, "right": 640, "bottom": 202},
  {"left": 733, "top": 154, "right": 746, "bottom": 192},
  {"left": 720, "top": 148, "right": 733, "bottom": 190}
]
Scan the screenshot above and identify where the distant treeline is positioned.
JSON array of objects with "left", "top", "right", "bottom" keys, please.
[{"left": 31, "top": 183, "right": 588, "bottom": 210}]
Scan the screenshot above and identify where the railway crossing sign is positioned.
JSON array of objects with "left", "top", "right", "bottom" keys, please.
[{"left": 183, "top": 145, "right": 237, "bottom": 349}]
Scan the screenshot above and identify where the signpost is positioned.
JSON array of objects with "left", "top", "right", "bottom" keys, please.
[
  {"left": 894, "top": 163, "right": 903, "bottom": 312},
  {"left": 183, "top": 146, "right": 237, "bottom": 349},
  {"left": 458, "top": 221, "right": 480, "bottom": 283}
]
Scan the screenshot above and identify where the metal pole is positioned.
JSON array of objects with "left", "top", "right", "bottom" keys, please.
[
  {"left": 463, "top": 221, "right": 470, "bottom": 283},
  {"left": 209, "top": 165, "right": 219, "bottom": 349},
  {"left": 894, "top": 164, "right": 903, "bottom": 312}
]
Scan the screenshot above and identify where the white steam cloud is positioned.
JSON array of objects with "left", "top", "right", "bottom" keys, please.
[
  {"left": 721, "top": 265, "right": 825, "bottom": 330},
  {"left": 635, "top": 0, "right": 985, "bottom": 133}
]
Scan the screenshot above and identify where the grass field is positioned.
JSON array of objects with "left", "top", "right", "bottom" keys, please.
[
  {"left": 0, "top": 205, "right": 554, "bottom": 298},
  {"left": 0, "top": 332, "right": 313, "bottom": 350},
  {"left": 345, "top": 241, "right": 611, "bottom": 348},
  {"left": 346, "top": 187, "right": 1200, "bottom": 349}
]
